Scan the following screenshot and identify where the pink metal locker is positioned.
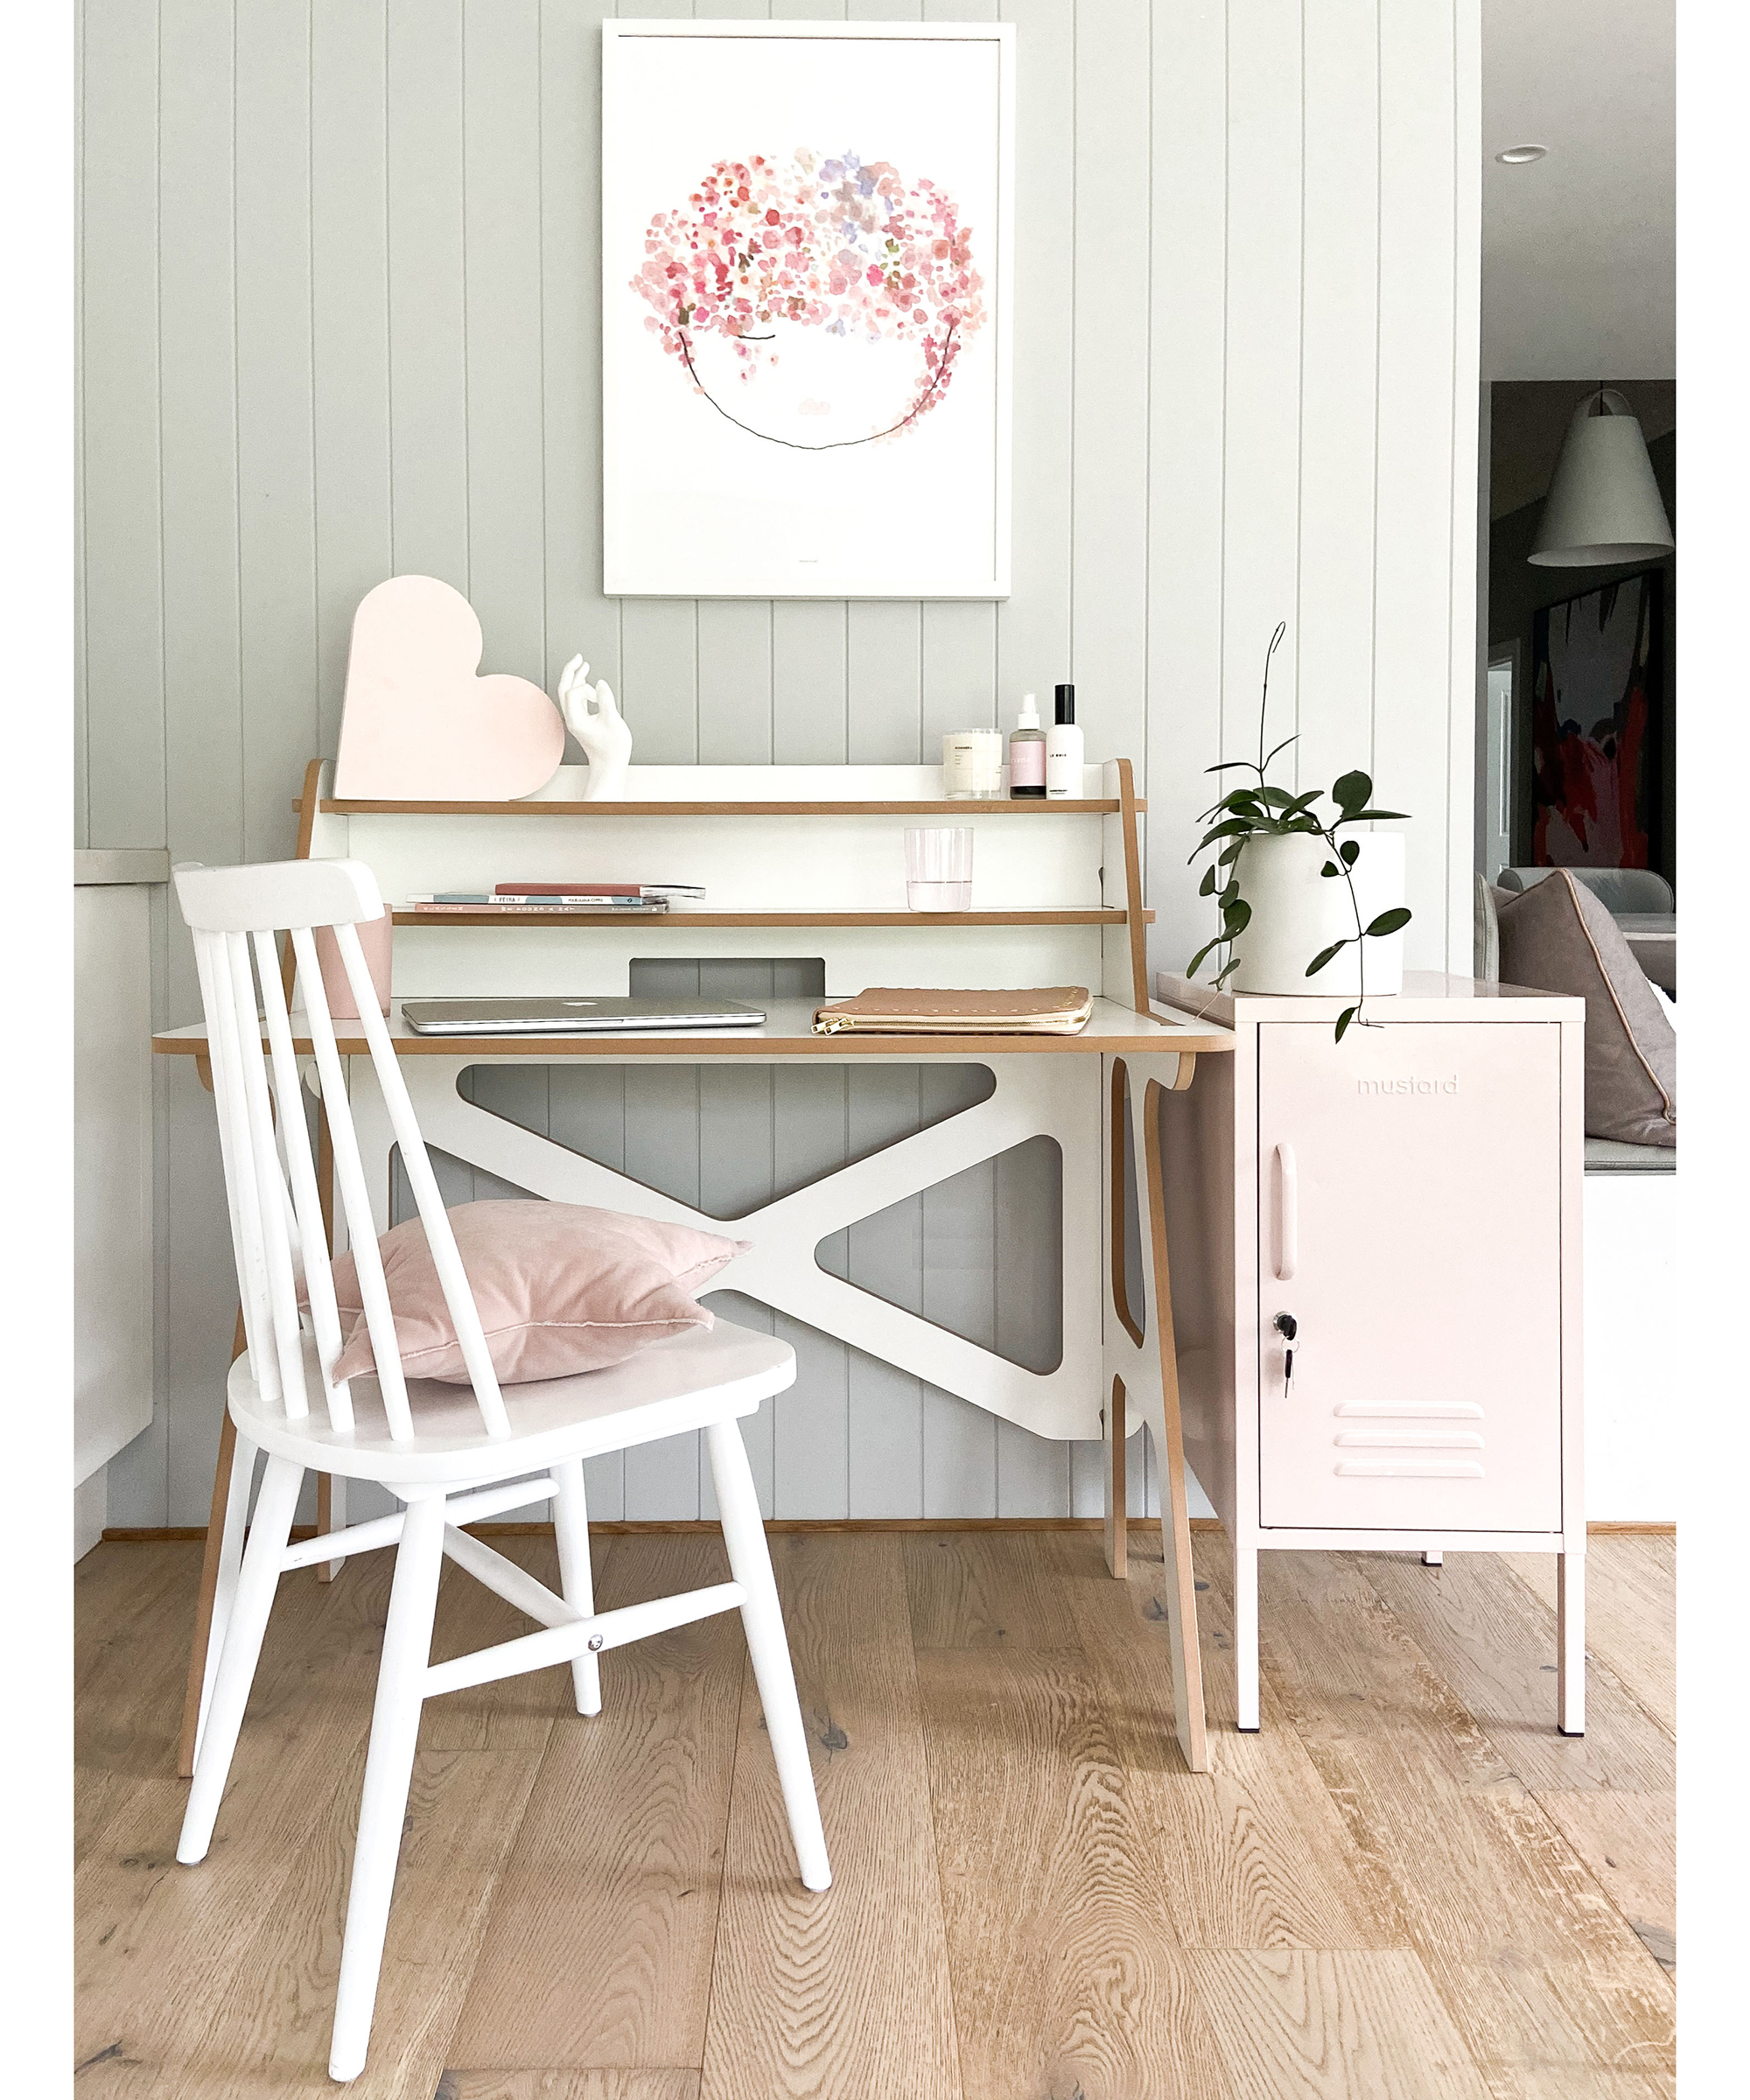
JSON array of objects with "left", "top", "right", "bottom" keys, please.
[{"left": 1152, "top": 973, "right": 1586, "bottom": 1739}]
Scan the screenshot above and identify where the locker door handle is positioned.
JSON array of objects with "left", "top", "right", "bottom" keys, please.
[{"left": 1274, "top": 1144, "right": 1298, "bottom": 1280}]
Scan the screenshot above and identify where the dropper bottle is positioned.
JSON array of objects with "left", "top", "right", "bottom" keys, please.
[{"left": 1008, "top": 693, "right": 1046, "bottom": 798}]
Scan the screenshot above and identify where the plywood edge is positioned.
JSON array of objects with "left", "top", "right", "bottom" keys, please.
[
  {"left": 102, "top": 1516, "right": 1228, "bottom": 1543},
  {"left": 390, "top": 908, "right": 1151, "bottom": 928},
  {"left": 153, "top": 1026, "right": 1239, "bottom": 1059},
  {"left": 296, "top": 796, "right": 1144, "bottom": 817}
]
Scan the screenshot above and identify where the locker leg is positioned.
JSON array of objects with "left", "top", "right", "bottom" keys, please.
[
  {"left": 1558, "top": 1550, "right": 1586, "bottom": 1735},
  {"left": 1235, "top": 1544, "right": 1260, "bottom": 1732},
  {"left": 1422, "top": 1550, "right": 1444, "bottom": 1566}
]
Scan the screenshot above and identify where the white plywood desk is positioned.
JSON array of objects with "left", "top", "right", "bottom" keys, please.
[{"left": 154, "top": 760, "right": 1236, "bottom": 1774}]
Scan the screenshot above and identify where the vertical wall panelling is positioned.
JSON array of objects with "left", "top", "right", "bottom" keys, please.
[
  {"left": 772, "top": 602, "right": 850, "bottom": 763},
  {"left": 1144, "top": 0, "right": 1228, "bottom": 972},
  {"left": 844, "top": 1067, "right": 925, "bottom": 1516},
  {"left": 1447, "top": 4, "right": 1484, "bottom": 968},
  {"left": 540, "top": 0, "right": 621, "bottom": 709},
  {"left": 771, "top": 1064, "right": 851, "bottom": 1516},
  {"left": 82, "top": 0, "right": 1481, "bottom": 1522},
  {"left": 1069, "top": 0, "right": 1152, "bottom": 785},
  {"left": 235, "top": 0, "right": 319, "bottom": 865},
  {"left": 1218, "top": 0, "right": 1304, "bottom": 810},
  {"left": 920, "top": 1068, "right": 998, "bottom": 1516},
  {"left": 846, "top": 602, "right": 923, "bottom": 762},
  {"left": 74, "top": 9, "right": 90, "bottom": 850},
  {"left": 1292, "top": 0, "right": 1380, "bottom": 808},
  {"left": 156, "top": 0, "right": 245, "bottom": 1530},
  {"left": 312, "top": 2, "right": 394, "bottom": 758},
  {"left": 997, "top": 0, "right": 1073, "bottom": 721},
  {"left": 1371, "top": 0, "right": 1468, "bottom": 970},
  {"left": 463, "top": 0, "right": 549, "bottom": 690},
  {"left": 80, "top": 0, "right": 165, "bottom": 852},
  {"left": 697, "top": 604, "right": 774, "bottom": 765},
  {"left": 387, "top": 0, "right": 470, "bottom": 585}
]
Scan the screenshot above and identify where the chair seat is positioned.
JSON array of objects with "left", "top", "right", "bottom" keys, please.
[{"left": 229, "top": 1314, "right": 795, "bottom": 1486}]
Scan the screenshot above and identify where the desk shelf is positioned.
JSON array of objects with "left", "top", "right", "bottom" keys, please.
[
  {"left": 296, "top": 755, "right": 1154, "bottom": 1012},
  {"left": 304, "top": 796, "right": 1139, "bottom": 818},
  {"left": 392, "top": 907, "right": 1152, "bottom": 929}
]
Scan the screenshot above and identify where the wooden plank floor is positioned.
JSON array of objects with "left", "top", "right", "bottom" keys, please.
[{"left": 74, "top": 1530, "right": 1675, "bottom": 2099}]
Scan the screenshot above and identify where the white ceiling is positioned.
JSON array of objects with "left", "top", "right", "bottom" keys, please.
[{"left": 1482, "top": 0, "right": 1675, "bottom": 381}]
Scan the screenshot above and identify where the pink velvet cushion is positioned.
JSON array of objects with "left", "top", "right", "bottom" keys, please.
[{"left": 325, "top": 1200, "right": 750, "bottom": 1385}]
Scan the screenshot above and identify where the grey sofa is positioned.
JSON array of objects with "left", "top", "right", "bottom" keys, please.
[{"left": 1474, "top": 872, "right": 1675, "bottom": 1177}]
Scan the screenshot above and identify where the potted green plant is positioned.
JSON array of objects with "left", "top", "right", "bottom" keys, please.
[{"left": 1187, "top": 623, "right": 1412, "bottom": 1040}]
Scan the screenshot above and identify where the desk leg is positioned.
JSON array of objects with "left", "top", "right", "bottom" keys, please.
[
  {"left": 312, "top": 1099, "right": 345, "bottom": 1582},
  {"left": 1103, "top": 1376, "right": 1128, "bottom": 1580},
  {"left": 1139, "top": 1077, "right": 1209, "bottom": 1774},
  {"left": 178, "top": 1311, "right": 245, "bottom": 1780}
]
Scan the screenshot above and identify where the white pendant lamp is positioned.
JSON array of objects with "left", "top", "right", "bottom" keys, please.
[{"left": 1529, "top": 387, "right": 1675, "bottom": 568}]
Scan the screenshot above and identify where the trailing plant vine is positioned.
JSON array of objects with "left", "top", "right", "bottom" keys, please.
[{"left": 1186, "top": 621, "right": 1413, "bottom": 1041}]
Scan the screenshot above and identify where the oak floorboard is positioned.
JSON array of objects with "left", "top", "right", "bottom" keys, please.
[
  {"left": 448, "top": 1536, "right": 746, "bottom": 2073},
  {"left": 1253, "top": 1553, "right": 1522, "bottom": 1788},
  {"left": 74, "top": 1555, "right": 395, "bottom": 2073},
  {"left": 902, "top": 1529, "right": 1088, "bottom": 1651},
  {"left": 76, "top": 1536, "right": 1679, "bottom": 2097},
  {"left": 1533, "top": 1790, "right": 1676, "bottom": 1972},
  {"left": 916, "top": 1644, "right": 1231, "bottom": 2100},
  {"left": 1472, "top": 2067, "right": 1671, "bottom": 2100},
  {"left": 156, "top": 1745, "right": 548, "bottom": 2100},
  {"left": 701, "top": 1534, "right": 961, "bottom": 2100},
  {"left": 1078, "top": 1536, "right": 1404, "bottom": 1950},
  {"left": 1189, "top": 1949, "right": 1488, "bottom": 2100},
  {"left": 76, "top": 1541, "right": 196, "bottom": 1703},
  {"left": 1361, "top": 1554, "right": 1671, "bottom": 1794},
  {"left": 424, "top": 1535, "right": 618, "bottom": 1754},
  {"left": 1412, "top": 1949, "right": 1676, "bottom": 2090},
  {"left": 1302, "top": 1735, "right": 1676, "bottom": 2084},
  {"left": 1502, "top": 1540, "right": 1675, "bottom": 1740},
  {"left": 438, "top": 2076, "right": 702, "bottom": 2100}
]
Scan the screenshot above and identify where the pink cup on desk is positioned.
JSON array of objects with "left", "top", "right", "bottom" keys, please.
[{"left": 312, "top": 910, "right": 395, "bottom": 1018}]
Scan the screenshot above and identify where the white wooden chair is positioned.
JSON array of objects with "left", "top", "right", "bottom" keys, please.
[{"left": 171, "top": 858, "right": 830, "bottom": 2083}]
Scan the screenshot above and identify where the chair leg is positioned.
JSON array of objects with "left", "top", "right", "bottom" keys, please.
[
  {"left": 704, "top": 1418, "right": 830, "bottom": 1893},
  {"left": 192, "top": 1428, "right": 259, "bottom": 1769},
  {"left": 551, "top": 1457, "right": 601, "bottom": 1717},
  {"left": 177, "top": 1454, "right": 304, "bottom": 1865},
  {"left": 329, "top": 1492, "right": 447, "bottom": 2083}
]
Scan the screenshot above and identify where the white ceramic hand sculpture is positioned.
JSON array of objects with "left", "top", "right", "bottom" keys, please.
[{"left": 557, "top": 654, "right": 633, "bottom": 801}]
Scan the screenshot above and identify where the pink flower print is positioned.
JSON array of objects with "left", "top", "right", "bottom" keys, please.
[{"left": 630, "top": 146, "right": 987, "bottom": 444}]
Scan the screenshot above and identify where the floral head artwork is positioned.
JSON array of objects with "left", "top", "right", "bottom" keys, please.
[{"left": 630, "top": 149, "right": 986, "bottom": 449}]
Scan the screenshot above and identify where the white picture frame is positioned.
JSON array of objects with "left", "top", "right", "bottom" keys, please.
[{"left": 602, "top": 18, "right": 1015, "bottom": 600}]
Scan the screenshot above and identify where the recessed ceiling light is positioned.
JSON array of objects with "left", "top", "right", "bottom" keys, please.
[{"left": 1495, "top": 144, "right": 1549, "bottom": 165}]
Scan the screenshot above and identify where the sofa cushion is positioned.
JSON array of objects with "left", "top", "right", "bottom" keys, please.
[
  {"left": 324, "top": 1200, "right": 750, "bottom": 1384},
  {"left": 1497, "top": 869, "right": 1676, "bottom": 1145}
]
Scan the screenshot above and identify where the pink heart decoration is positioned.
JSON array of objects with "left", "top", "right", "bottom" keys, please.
[{"left": 333, "top": 576, "right": 565, "bottom": 800}]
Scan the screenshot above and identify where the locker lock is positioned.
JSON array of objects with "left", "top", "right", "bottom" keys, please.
[{"left": 1272, "top": 1311, "right": 1298, "bottom": 1393}]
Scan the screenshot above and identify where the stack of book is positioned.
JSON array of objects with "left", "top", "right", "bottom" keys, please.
[{"left": 409, "top": 882, "right": 704, "bottom": 916}]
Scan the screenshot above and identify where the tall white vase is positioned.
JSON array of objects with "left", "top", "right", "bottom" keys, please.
[{"left": 1229, "top": 832, "right": 1406, "bottom": 996}]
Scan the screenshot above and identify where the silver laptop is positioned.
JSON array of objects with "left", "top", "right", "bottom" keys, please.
[{"left": 400, "top": 995, "right": 767, "bottom": 1036}]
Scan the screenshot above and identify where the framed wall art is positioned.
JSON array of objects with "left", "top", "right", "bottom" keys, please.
[
  {"left": 602, "top": 19, "right": 1014, "bottom": 599},
  {"left": 1528, "top": 570, "right": 1663, "bottom": 871}
]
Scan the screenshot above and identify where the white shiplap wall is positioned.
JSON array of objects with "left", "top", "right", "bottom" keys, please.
[{"left": 78, "top": 0, "right": 1480, "bottom": 1526}]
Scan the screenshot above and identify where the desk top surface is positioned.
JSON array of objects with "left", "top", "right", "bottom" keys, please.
[{"left": 152, "top": 995, "right": 1235, "bottom": 1060}]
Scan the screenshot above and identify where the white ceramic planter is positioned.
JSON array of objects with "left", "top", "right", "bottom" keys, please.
[{"left": 1230, "top": 831, "right": 1406, "bottom": 996}]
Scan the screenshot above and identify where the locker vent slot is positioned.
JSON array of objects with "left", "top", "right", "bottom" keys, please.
[
  {"left": 1334, "top": 1461, "right": 1485, "bottom": 1480},
  {"left": 1333, "top": 1403, "right": 1484, "bottom": 1419},
  {"left": 1334, "top": 1432, "right": 1483, "bottom": 1450}
]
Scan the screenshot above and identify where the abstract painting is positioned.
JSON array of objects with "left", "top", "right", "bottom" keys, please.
[
  {"left": 602, "top": 21, "right": 1013, "bottom": 598},
  {"left": 1529, "top": 572, "right": 1662, "bottom": 870}
]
